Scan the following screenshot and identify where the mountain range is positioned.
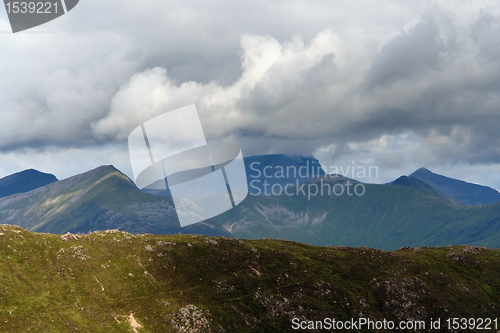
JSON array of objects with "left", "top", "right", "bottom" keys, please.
[
  {"left": 142, "top": 154, "right": 325, "bottom": 196},
  {"left": 1, "top": 155, "right": 500, "bottom": 250},
  {"left": 0, "top": 165, "right": 230, "bottom": 237}
]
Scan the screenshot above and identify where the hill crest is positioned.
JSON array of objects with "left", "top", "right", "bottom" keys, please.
[
  {"left": 409, "top": 167, "right": 500, "bottom": 205},
  {"left": 0, "top": 165, "right": 230, "bottom": 237}
]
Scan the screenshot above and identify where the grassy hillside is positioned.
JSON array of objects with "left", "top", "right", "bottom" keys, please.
[
  {"left": 0, "top": 169, "right": 57, "bottom": 199},
  {"left": 213, "top": 177, "right": 500, "bottom": 250},
  {"left": 0, "top": 225, "right": 499, "bottom": 332}
]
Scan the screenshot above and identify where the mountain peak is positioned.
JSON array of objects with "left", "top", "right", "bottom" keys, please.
[
  {"left": 69, "top": 165, "right": 125, "bottom": 182},
  {"left": 390, "top": 174, "right": 460, "bottom": 204},
  {"left": 4, "top": 168, "right": 55, "bottom": 178},
  {"left": 410, "top": 167, "right": 432, "bottom": 176},
  {"left": 409, "top": 167, "right": 500, "bottom": 205},
  {"left": 88, "top": 165, "right": 119, "bottom": 173}
]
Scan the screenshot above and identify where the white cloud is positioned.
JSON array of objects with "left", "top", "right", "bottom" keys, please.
[
  {"left": 92, "top": 30, "right": 366, "bottom": 145},
  {"left": 1, "top": 0, "right": 500, "bottom": 190}
]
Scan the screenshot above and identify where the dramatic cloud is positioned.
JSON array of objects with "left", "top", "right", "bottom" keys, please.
[
  {"left": 0, "top": 30, "right": 138, "bottom": 149},
  {"left": 1, "top": 0, "right": 500, "bottom": 188}
]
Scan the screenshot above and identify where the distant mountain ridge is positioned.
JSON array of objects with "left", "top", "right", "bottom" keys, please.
[
  {"left": 142, "top": 154, "right": 326, "bottom": 196},
  {"left": 213, "top": 175, "right": 500, "bottom": 250},
  {"left": 2, "top": 160, "right": 500, "bottom": 249},
  {"left": 390, "top": 175, "right": 463, "bottom": 205},
  {"left": 0, "top": 168, "right": 57, "bottom": 198},
  {"left": 409, "top": 167, "right": 500, "bottom": 205},
  {"left": 0, "top": 165, "right": 230, "bottom": 236}
]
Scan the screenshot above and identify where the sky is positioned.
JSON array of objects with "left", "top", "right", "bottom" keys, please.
[{"left": 1, "top": 0, "right": 500, "bottom": 189}]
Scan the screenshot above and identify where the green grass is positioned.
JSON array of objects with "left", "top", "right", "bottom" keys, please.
[{"left": 0, "top": 225, "right": 498, "bottom": 332}]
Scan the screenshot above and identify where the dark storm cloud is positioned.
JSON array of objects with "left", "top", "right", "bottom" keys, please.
[{"left": 91, "top": 9, "right": 500, "bottom": 170}]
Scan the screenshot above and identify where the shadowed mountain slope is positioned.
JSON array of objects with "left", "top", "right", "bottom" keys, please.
[
  {"left": 0, "top": 166, "right": 230, "bottom": 236},
  {"left": 244, "top": 154, "right": 326, "bottom": 195},
  {"left": 3, "top": 163, "right": 500, "bottom": 250},
  {"left": 0, "top": 169, "right": 57, "bottom": 198},
  {"left": 142, "top": 154, "right": 326, "bottom": 196},
  {"left": 410, "top": 167, "right": 500, "bottom": 205}
]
